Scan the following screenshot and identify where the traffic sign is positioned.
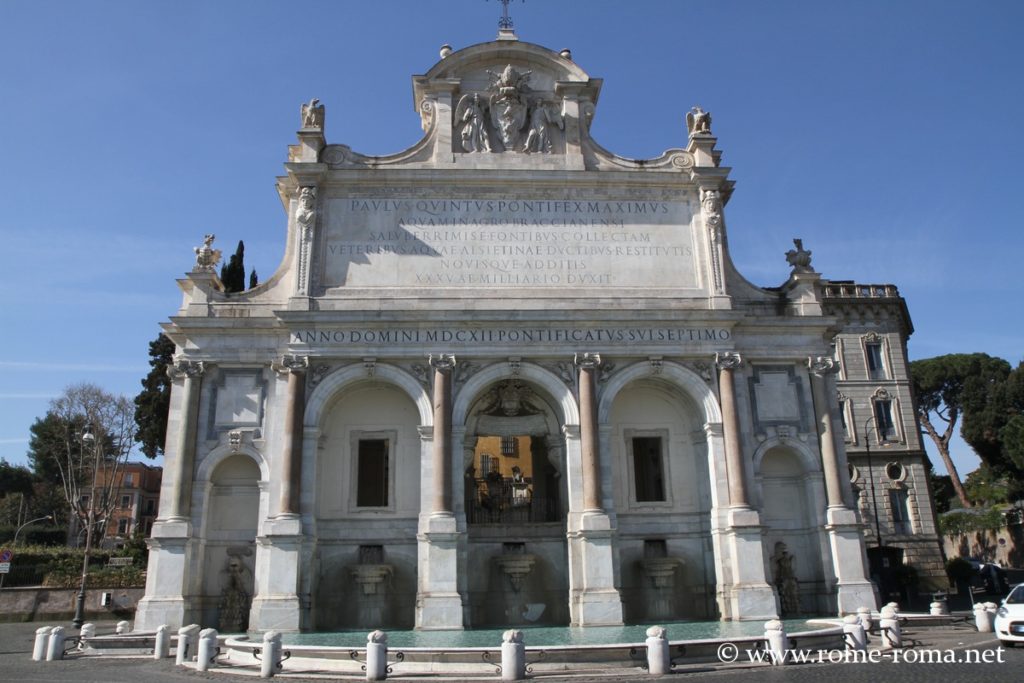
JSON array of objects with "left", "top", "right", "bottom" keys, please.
[
  {"left": 0, "top": 549, "right": 12, "bottom": 563},
  {"left": 0, "top": 562, "right": 10, "bottom": 574}
]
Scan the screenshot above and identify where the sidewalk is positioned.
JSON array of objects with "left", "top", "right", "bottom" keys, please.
[{"left": 0, "top": 619, "right": 1020, "bottom": 683}]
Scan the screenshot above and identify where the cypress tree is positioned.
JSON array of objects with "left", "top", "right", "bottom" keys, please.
[
  {"left": 220, "top": 240, "right": 246, "bottom": 293},
  {"left": 249, "top": 269, "right": 258, "bottom": 289}
]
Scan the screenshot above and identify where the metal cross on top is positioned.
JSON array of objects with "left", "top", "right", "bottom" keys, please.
[{"left": 491, "top": 0, "right": 523, "bottom": 30}]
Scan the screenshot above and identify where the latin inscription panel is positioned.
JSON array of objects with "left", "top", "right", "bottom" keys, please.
[{"left": 321, "top": 198, "right": 698, "bottom": 289}]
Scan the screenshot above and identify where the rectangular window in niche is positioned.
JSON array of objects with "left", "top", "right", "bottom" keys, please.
[
  {"left": 866, "top": 342, "right": 886, "bottom": 380},
  {"left": 874, "top": 400, "right": 896, "bottom": 441},
  {"left": 356, "top": 439, "right": 389, "bottom": 507},
  {"left": 632, "top": 436, "right": 666, "bottom": 502}
]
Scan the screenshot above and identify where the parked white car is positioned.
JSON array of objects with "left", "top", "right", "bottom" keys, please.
[{"left": 995, "top": 584, "right": 1024, "bottom": 646}]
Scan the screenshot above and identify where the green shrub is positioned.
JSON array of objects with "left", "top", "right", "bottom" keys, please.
[
  {"left": 0, "top": 544, "right": 146, "bottom": 588},
  {"left": 938, "top": 507, "right": 1006, "bottom": 535},
  {"left": 0, "top": 525, "right": 67, "bottom": 546}
]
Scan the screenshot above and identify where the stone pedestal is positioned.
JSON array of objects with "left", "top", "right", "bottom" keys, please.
[
  {"left": 568, "top": 512, "right": 624, "bottom": 626},
  {"left": 723, "top": 508, "right": 778, "bottom": 620},
  {"left": 134, "top": 523, "right": 194, "bottom": 631},
  {"left": 249, "top": 517, "right": 304, "bottom": 632},
  {"left": 825, "top": 508, "right": 878, "bottom": 614},
  {"left": 415, "top": 514, "right": 464, "bottom": 630}
]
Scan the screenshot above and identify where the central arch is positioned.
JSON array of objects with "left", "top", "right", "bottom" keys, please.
[{"left": 455, "top": 362, "right": 575, "bottom": 627}]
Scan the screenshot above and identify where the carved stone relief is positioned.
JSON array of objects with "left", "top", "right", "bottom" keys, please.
[{"left": 452, "top": 64, "right": 564, "bottom": 154}]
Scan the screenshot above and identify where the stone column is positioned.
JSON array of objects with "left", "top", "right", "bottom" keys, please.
[
  {"left": 576, "top": 353, "right": 602, "bottom": 513},
  {"left": 713, "top": 353, "right": 776, "bottom": 620},
  {"left": 250, "top": 355, "right": 309, "bottom": 632},
  {"left": 430, "top": 354, "right": 456, "bottom": 516},
  {"left": 566, "top": 353, "right": 623, "bottom": 626},
  {"left": 806, "top": 358, "right": 878, "bottom": 613},
  {"left": 808, "top": 357, "right": 845, "bottom": 510},
  {"left": 415, "top": 355, "right": 464, "bottom": 629},
  {"left": 715, "top": 352, "right": 749, "bottom": 509},
  {"left": 165, "top": 360, "right": 205, "bottom": 522},
  {"left": 135, "top": 358, "right": 205, "bottom": 630},
  {"left": 278, "top": 355, "right": 309, "bottom": 517}
]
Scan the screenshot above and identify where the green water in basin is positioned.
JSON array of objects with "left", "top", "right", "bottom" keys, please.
[{"left": 283, "top": 619, "right": 825, "bottom": 648}]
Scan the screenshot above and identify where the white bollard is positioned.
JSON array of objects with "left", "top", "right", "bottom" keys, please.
[
  {"left": 154, "top": 625, "right": 170, "bottom": 660},
  {"left": 763, "top": 620, "right": 789, "bottom": 665},
  {"left": 32, "top": 626, "right": 52, "bottom": 662},
  {"left": 843, "top": 614, "right": 866, "bottom": 651},
  {"left": 366, "top": 630, "right": 388, "bottom": 681},
  {"left": 886, "top": 601, "right": 900, "bottom": 615},
  {"left": 985, "top": 601, "right": 998, "bottom": 631},
  {"left": 80, "top": 623, "right": 96, "bottom": 640},
  {"left": 260, "top": 630, "right": 282, "bottom": 679},
  {"left": 856, "top": 606, "right": 874, "bottom": 635},
  {"left": 116, "top": 620, "right": 131, "bottom": 635},
  {"left": 975, "top": 603, "right": 994, "bottom": 633},
  {"left": 196, "top": 628, "right": 219, "bottom": 672},
  {"left": 46, "top": 626, "right": 66, "bottom": 661},
  {"left": 930, "top": 600, "right": 949, "bottom": 616},
  {"left": 645, "top": 625, "right": 670, "bottom": 675},
  {"left": 501, "top": 629, "right": 526, "bottom": 681},
  {"left": 879, "top": 606, "right": 901, "bottom": 649},
  {"left": 175, "top": 624, "right": 201, "bottom": 666}
]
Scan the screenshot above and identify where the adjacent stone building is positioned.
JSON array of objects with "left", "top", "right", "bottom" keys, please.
[{"left": 136, "top": 30, "right": 944, "bottom": 633}]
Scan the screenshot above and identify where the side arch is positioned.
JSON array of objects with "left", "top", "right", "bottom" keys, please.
[
  {"left": 751, "top": 437, "right": 823, "bottom": 478},
  {"left": 598, "top": 361, "right": 722, "bottom": 425},
  {"left": 453, "top": 362, "right": 580, "bottom": 426},
  {"left": 305, "top": 363, "right": 433, "bottom": 428},
  {"left": 196, "top": 444, "right": 269, "bottom": 484}
]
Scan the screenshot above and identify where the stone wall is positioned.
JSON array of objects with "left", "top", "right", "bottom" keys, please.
[
  {"left": 0, "top": 587, "right": 143, "bottom": 623},
  {"left": 943, "top": 521, "right": 1024, "bottom": 568}
]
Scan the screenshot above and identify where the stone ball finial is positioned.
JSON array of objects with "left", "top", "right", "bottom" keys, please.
[
  {"left": 646, "top": 626, "right": 667, "bottom": 639},
  {"left": 368, "top": 629, "right": 388, "bottom": 644},
  {"left": 440, "top": 44, "right": 453, "bottom": 59},
  {"left": 559, "top": 48, "right": 572, "bottom": 60},
  {"left": 880, "top": 606, "right": 897, "bottom": 619},
  {"left": 502, "top": 629, "right": 524, "bottom": 644},
  {"left": 843, "top": 614, "right": 861, "bottom": 625},
  {"left": 764, "top": 619, "right": 784, "bottom": 631}
]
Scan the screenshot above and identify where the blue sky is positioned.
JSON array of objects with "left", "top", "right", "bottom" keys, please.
[{"left": 1, "top": 1, "right": 1021, "bottom": 480}]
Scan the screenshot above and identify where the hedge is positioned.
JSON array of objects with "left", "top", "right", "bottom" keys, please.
[{"left": 0, "top": 543, "right": 148, "bottom": 588}]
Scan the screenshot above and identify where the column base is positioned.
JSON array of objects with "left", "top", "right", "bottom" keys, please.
[
  {"left": 723, "top": 507, "right": 778, "bottom": 621},
  {"left": 571, "top": 589, "right": 624, "bottom": 626},
  {"left": 135, "top": 596, "right": 190, "bottom": 632},
  {"left": 415, "top": 513, "right": 465, "bottom": 630},
  {"left": 826, "top": 508, "right": 878, "bottom": 615},
  {"left": 567, "top": 513, "right": 624, "bottom": 626},
  {"left": 251, "top": 531, "right": 305, "bottom": 632},
  {"left": 249, "top": 595, "right": 302, "bottom": 632},
  {"left": 415, "top": 593, "right": 465, "bottom": 630},
  {"left": 722, "top": 583, "right": 779, "bottom": 621},
  {"left": 835, "top": 581, "right": 879, "bottom": 615}
]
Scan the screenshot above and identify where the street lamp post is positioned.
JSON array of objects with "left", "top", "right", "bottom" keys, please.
[
  {"left": 72, "top": 424, "right": 101, "bottom": 629},
  {"left": 0, "top": 514, "right": 54, "bottom": 592},
  {"left": 862, "top": 415, "right": 885, "bottom": 548}
]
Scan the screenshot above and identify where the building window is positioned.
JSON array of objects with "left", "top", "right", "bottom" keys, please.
[
  {"left": 120, "top": 495, "right": 131, "bottom": 509},
  {"left": 874, "top": 400, "right": 897, "bottom": 441},
  {"left": 866, "top": 342, "right": 886, "bottom": 380},
  {"left": 631, "top": 436, "right": 666, "bottom": 502},
  {"left": 117, "top": 519, "right": 130, "bottom": 535},
  {"left": 501, "top": 436, "right": 519, "bottom": 457},
  {"left": 837, "top": 397, "right": 851, "bottom": 441},
  {"left": 356, "top": 438, "right": 390, "bottom": 507},
  {"left": 124, "top": 473, "right": 134, "bottom": 487},
  {"left": 145, "top": 499, "right": 155, "bottom": 515},
  {"left": 889, "top": 489, "right": 911, "bottom": 534}
]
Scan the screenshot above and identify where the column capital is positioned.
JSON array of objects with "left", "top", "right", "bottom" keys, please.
[
  {"left": 167, "top": 359, "right": 205, "bottom": 381},
  {"left": 417, "top": 425, "right": 434, "bottom": 441},
  {"left": 574, "top": 352, "right": 602, "bottom": 370},
  {"left": 273, "top": 354, "right": 309, "bottom": 375},
  {"left": 562, "top": 423, "right": 581, "bottom": 439},
  {"left": 808, "top": 356, "right": 839, "bottom": 377},
  {"left": 429, "top": 353, "right": 457, "bottom": 372},
  {"left": 715, "top": 352, "right": 742, "bottom": 372}
]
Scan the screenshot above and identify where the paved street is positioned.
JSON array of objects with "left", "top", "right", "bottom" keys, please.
[{"left": 1, "top": 619, "right": 1021, "bottom": 682}]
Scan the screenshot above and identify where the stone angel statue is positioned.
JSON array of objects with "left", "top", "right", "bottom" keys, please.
[
  {"left": 301, "top": 97, "right": 325, "bottom": 130},
  {"left": 523, "top": 101, "right": 564, "bottom": 154},
  {"left": 455, "top": 93, "right": 492, "bottom": 153},
  {"left": 686, "top": 105, "right": 712, "bottom": 137}
]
